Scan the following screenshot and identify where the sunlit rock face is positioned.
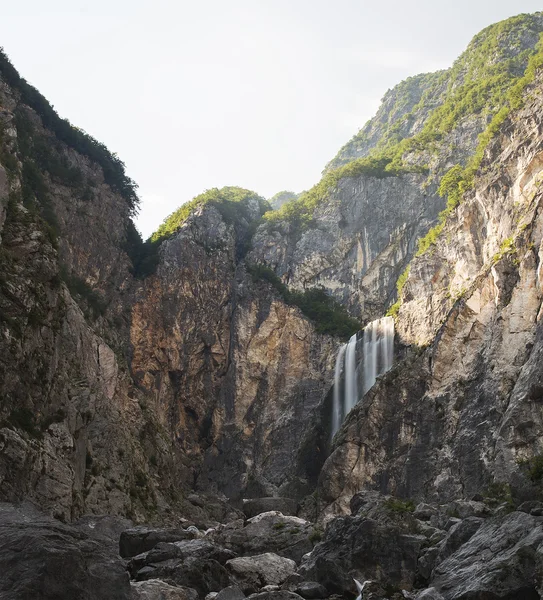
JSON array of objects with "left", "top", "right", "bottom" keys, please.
[
  {"left": 250, "top": 173, "right": 444, "bottom": 321},
  {"left": 130, "top": 202, "right": 338, "bottom": 499},
  {"left": 318, "top": 73, "right": 543, "bottom": 519}
]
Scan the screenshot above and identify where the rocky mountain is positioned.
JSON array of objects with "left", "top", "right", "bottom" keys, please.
[{"left": 2, "top": 10, "right": 543, "bottom": 600}]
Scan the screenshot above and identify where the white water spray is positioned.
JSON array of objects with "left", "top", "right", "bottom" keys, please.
[
  {"left": 344, "top": 333, "right": 359, "bottom": 414},
  {"left": 331, "top": 344, "right": 347, "bottom": 438},
  {"left": 331, "top": 317, "right": 394, "bottom": 438},
  {"left": 363, "top": 316, "right": 394, "bottom": 394}
]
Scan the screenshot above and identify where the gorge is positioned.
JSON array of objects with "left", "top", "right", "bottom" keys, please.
[{"left": 2, "top": 10, "right": 543, "bottom": 600}]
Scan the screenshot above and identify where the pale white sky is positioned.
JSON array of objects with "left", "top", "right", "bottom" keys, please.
[{"left": 1, "top": 1, "right": 542, "bottom": 237}]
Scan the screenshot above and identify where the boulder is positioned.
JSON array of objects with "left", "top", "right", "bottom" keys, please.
[
  {"left": 120, "top": 527, "right": 196, "bottom": 558},
  {"left": 292, "top": 582, "right": 328, "bottom": 599},
  {"left": 215, "top": 586, "right": 246, "bottom": 600},
  {"left": 130, "top": 580, "right": 198, "bottom": 600},
  {"left": 431, "top": 511, "right": 543, "bottom": 599},
  {"left": 243, "top": 499, "right": 298, "bottom": 519},
  {"left": 227, "top": 553, "right": 297, "bottom": 593},
  {"left": 214, "top": 512, "right": 313, "bottom": 563},
  {"left": 298, "top": 514, "right": 424, "bottom": 594},
  {"left": 128, "top": 539, "right": 236, "bottom": 577},
  {"left": 134, "top": 557, "right": 231, "bottom": 597},
  {"left": 0, "top": 502, "right": 131, "bottom": 600}
]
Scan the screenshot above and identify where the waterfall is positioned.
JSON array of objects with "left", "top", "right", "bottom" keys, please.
[
  {"left": 344, "top": 333, "right": 359, "bottom": 413},
  {"left": 362, "top": 316, "right": 394, "bottom": 394},
  {"left": 331, "top": 316, "right": 394, "bottom": 439},
  {"left": 331, "top": 344, "right": 347, "bottom": 438}
]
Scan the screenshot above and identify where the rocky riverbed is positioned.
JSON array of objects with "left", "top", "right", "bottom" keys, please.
[{"left": 3, "top": 491, "right": 542, "bottom": 600}]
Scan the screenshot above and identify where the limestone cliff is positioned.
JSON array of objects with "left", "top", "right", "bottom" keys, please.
[
  {"left": 252, "top": 12, "right": 543, "bottom": 322},
  {"left": 3, "top": 11, "right": 543, "bottom": 534},
  {"left": 318, "top": 66, "right": 543, "bottom": 519},
  {"left": 0, "top": 57, "right": 186, "bottom": 522}
]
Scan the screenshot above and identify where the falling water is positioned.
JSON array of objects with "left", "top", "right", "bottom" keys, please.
[
  {"left": 331, "top": 344, "right": 347, "bottom": 438},
  {"left": 344, "top": 333, "right": 359, "bottom": 413},
  {"left": 362, "top": 316, "right": 394, "bottom": 394},
  {"left": 331, "top": 317, "right": 394, "bottom": 438}
]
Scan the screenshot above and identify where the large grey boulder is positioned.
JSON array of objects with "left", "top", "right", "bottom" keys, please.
[
  {"left": 128, "top": 539, "right": 236, "bottom": 577},
  {"left": 292, "top": 582, "right": 328, "bottom": 599},
  {"left": 298, "top": 512, "right": 424, "bottom": 594},
  {"left": 243, "top": 498, "right": 298, "bottom": 519},
  {"left": 130, "top": 580, "right": 198, "bottom": 600},
  {"left": 214, "top": 512, "right": 313, "bottom": 563},
  {"left": 133, "top": 557, "right": 231, "bottom": 597},
  {"left": 120, "top": 527, "right": 196, "bottom": 557},
  {"left": 0, "top": 502, "right": 131, "bottom": 600},
  {"left": 226, "top": 553, "right": 297, "bottom": 594},
  {"left": 431, "top": 511, "right": 543, "bottom": 599},
  {"left": 215, "top": 586, "right": 246, "bottom": 600}
]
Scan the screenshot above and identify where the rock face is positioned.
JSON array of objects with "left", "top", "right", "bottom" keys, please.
[
  {"left": 250, "top": 173, "right": 443, "bottom": 319},
  {"left": 0, "top": 502, "right": 131, "bottom": 600},
  {"left": 130, "top": 202, "right": 338, "bottom": 498},
  {"left": 5, "top": 12, "right": 543, "bottom": 600},
  {"left": 0, "top": 75, "right": 184, "bottom": 522},
  {"left": 318, "top": 70, "right": 543, "bottom": 517}
]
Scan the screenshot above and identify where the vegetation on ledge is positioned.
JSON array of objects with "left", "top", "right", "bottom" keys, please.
[
  {"left": 0, "top": 48, "right": 139, "bottom": 214},
  {"left": 263, "top": 157, "right": 426, "bottom": 230},
  {"left": 151, "top": 186, "right": 268, "bottom": 243},
  {"left": 247, "top": 263, "right": 361, "bottom": 339},
  {"left": 415, "top": 29, "right": 543, "bottom": 257},
  {"left": 329, "top": 13, "right": 543, "bottom": 174}
]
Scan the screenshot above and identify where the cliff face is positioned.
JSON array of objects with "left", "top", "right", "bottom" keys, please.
[
  {"left": 0, "top": 73, "right": 184, "bottom": 522},
  {"left": 251, "top": 13, "right": 543, "bottom": 323},
  {"left": 250, "top": 173, "right": 441, "bottom": 319},
  {"left": 318, "top": 71, "right": 543, "bottom": 517},
  {"left": 131, "top": 201, "right": 337, "bottom": 498},
  {"left": 3, "top": 11, "right": 543, "bottom": 534}
]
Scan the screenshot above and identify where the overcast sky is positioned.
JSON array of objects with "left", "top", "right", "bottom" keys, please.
[{"left": 1, "top": 1, "right": 542, "bottom": 238}]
